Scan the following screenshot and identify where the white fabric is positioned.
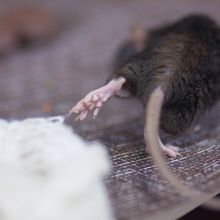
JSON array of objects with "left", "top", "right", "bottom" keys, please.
[{"left": 0, "top": 117, "right": 113, "bottom": 220}]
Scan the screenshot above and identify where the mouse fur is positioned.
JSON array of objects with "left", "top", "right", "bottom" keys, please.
[{"left": 108, "top": 14, "right": 220, "bottom": 135}]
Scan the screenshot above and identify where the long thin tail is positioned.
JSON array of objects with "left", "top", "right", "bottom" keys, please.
[{"left": 144, "top": 87, "right": 220, "bottom": 210}]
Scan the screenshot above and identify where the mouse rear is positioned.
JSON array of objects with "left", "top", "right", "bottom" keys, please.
[{"left": 72, "top": 14, "right": 220, "bottom": 157}]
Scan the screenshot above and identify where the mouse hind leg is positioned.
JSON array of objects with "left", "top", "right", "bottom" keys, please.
[
  {"left": 157, "top": 136, "right": 181, "bottom": 158},
  {"left": 70, "top": 77, "right": 126, "bottom": 121},
  {"left": 145, "top": 134, "right": 180, "bottom": 158},
  {"left": 144, "top": 87, "right": 183, "bottom": 158},
  {"left": 154, "top": 103, "right": 196, "bottom": 157}
]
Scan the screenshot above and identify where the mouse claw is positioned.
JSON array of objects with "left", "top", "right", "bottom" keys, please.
[
  {"left": 80, "top": 111, "right": 88, "bottom": 121},
  {"left": 93, "top": 108, "right": 100, "bottom": 119},
  {"left": 75, "top": 110, "right": 88, "bottom": 121}
]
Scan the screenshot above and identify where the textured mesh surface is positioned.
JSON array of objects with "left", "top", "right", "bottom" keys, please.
[
  {"left": 85, "top": 113, "right": 220, "bottom": 220},
  {"left": 0, "top": 0, "right": 220, "bottom": 220}
]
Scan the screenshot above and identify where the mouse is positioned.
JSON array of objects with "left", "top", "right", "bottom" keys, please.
[
  {"left": 112, "top": 23, "right": 147, "bottom": 73},
  {"left": 111, "top": 22, "right": 173, "bottom": 73},
  {"left": 71, "top": 14, "right": 220, "bottom": 158}
]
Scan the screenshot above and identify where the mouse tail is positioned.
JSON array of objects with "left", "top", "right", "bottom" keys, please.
[
  {"left": 144, "top": 87, "right": 220, "bottom": 210},
  {"left": 144, "top": 86, "right": 164, "bottom": 154},
  {"left": 144, "top": 86, "right": 189, "bottom": 193},
  {"left": 144, "top": 86, "right": 192, "bottom": 197},
  {"left": 144, "top": 87, "right": 195, "bottom": 195}
]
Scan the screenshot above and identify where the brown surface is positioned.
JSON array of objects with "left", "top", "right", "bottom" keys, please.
[{"left": 0, "top": 1, "right": 220, "bottom": 220}]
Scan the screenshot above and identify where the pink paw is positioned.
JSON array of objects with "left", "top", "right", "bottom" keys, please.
[
  {"left": 162, "top": 144, "right": 181, "bottom": 158},
  {"left": 69, "top": 77, "right": 126, "bottom": 121},
  {"left": 70, "top": 90, "right": 111, "bottom": 121}
]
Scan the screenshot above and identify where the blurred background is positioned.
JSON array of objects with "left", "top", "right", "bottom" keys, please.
[
  {"left": 1, "top": 0, "right": 220, "bottom": 126},
  {"left": 0, "top": 0, "right": 220, "bottom": 219}
]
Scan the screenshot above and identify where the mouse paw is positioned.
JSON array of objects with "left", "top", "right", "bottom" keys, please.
[
  {"left": 70, "top": 86, "right": 116, "bottom": 121},
  {"left": 162, "top": 144, "right": 181, "bottom": 158},
  {"left": 71, "top": 92, "right": 105, "bottom": 121},
  {"left": 70, "top": 77, "right": 126, "bottom": 121}
]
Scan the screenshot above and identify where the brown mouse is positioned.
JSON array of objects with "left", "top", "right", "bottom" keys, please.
[{"left": 71, "top": 14, "right": 220, "bottom": 158}]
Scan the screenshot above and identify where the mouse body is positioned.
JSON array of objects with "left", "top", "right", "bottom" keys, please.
[
  {"left": 110, "top": 15, "right": 220, "bottom": 134},
  {"left": 72, "top": 14, "right": 220, "bottom": 157},
  {"left": 112, "top": 23, "right": 147, "bottom": 72}
]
